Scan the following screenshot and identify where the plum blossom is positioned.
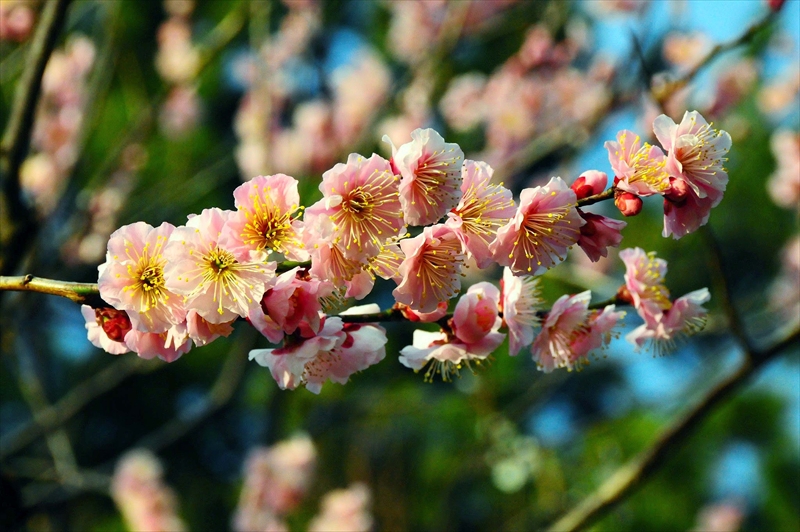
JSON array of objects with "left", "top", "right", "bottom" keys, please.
[
  {"left": 303, "top": 216, "right": 375, "bottom": 302},
  {"left": 222, "top": 174, "right": 307, "bottom": 262},
  {"left": 387, "top": 128, "right": 465, "bottom": 226},
  {"left": 767, "top": 129, "right": 800, "bottom": 210},
  {"left": 125, "top": 322, "right": 192, "bottom": 363},
  {"left": 164, "top": 208, "right": 275, "bottom": 324},
  {"left": 446, "top": 160, "right": 516, "bottom": 268},
  {"left": 111, "top": 449, "right": 187, "bottom": 532},
  {"left": 439, "top": 73, "right": 487, "bottom": 132},
  {"left": 233, "top": 435, "right": 316, "bottom": 530},
  {"left": 81, "top": 306, "right": 131, "bottom": 355},
  {"left": 662, "top": 177, "right": 720, "bottom": 239},
  {"left": 768, "top": 235, "right": 800, "bottom": 322},
  {"left": 399, "top": 328, "right": 504, "bottom": 382},
  {"left": 393, "top": 224, "right": 466, "bottom": 313},
  {"left": 98, "top": 222, "right": 185, "bottom": 333},
  {"left": 618, "top": 247, "right": 671, "bottom": 321},
  {"left": 501, "top": 268, "right": 543, "bottom": 357},
  {"left": 186, "top": 310, "right": 234, "bottom": 347},
  {"left": 605, "top": 130, "right": 670, "bottom": 196},
  {"left": 627, "top": 288, "right": 710, "bottom": 353},
  {"left": 308, "top": 483, "right": 374, "bottom": 532},
  {"left": 576, "top": 211, "right": 626, "bottom": 262},
  {"left": 490, "top": 177, "right": 583, "bottom": 276},
  {"left": 451, "top": 282, "right": 503, "bottom": 346},
  {"left": 395, "top": 301, "right": 449, "bottom": 323},
  {"left": 530, "top": 292, "right": 623, "bottom": 372},
  {"left": 305, "top": 152, "right": 404, "bottom": 259},
  {"left": 250, "top": 306, "right": 386, "bottom": 394},
  {"left": 653, "top": 111, "right": 731, "bottom": 201},
  {"left": 248, "top": 267, "right": 333, "bottom": 343}
]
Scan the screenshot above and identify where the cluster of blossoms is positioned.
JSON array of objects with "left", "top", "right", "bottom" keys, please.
[
  {"left": 155, "top": 0, "right": 203, "bottom": 138},
  {"left": 86, "top": 116, "right": 723, "bottom": 391},
  {"left": 234, "top": 435, "right": 373, "bottom": 532},
  {"left": 233, "top": 0, "right": 392, "bottom": 180},
  {"left": 605, "top": 110, "right": 732, "bottom": 239},
  {"left": 112, "top": 436, "right": 372, "bottom": 532},
  {"left": 20, "top": 35, "right": 96, "bottom": 215}
]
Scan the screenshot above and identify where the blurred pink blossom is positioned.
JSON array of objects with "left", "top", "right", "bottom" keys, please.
[
  {"left": 111, "top": 450, "right": 187, "bottom": 532},
  {"left": 767, "top": 129, "right": 800, "bottom": 210},
  {"left": 308, "top": 483, "right": 374, "bottom": 532}
]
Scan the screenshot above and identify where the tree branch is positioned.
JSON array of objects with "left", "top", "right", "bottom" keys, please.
[
  {"left": 1, "top": 0, "right": 72, "bottom": 276},
  {"left": 0, "top": 356, "right": 155, "bottom": 459},
  {"left": 545, "top": 326, "right": 800, "bottom": 532}
]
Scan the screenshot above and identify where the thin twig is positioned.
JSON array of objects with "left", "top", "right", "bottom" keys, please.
[
  {"left": 0, "top": 0, "right": 72, "bottom": 276},
  {"left": 0, "top": 275, "right": 105, "bottom": 306},
  {"left": 700, "top": 226, "right": 754, "bottom": 354},
  {"left": 546, "top": 327, "right": 799, "bottom": 532},
  {"left": 0, "top": 356, "right": 154, "bottom": 459},
  {"left": 651, "top": 8, "right": 777, "bottom": 109}
]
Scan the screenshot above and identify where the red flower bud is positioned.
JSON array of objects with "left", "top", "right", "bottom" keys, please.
[
  {"left": 95, "top": 308, "right": 132, "bottom": 342},
  {"left": 767, "top": 0, "right": 787, "bottom": 12},
  {"left": 614, "top": 191, "right": 643, "bottom": 217},
  {"left": 571, "top": 170, "right": 608, "bottom": 200},
  {"left": 664, "top": 177, "right": 690, "bottom": 205}
]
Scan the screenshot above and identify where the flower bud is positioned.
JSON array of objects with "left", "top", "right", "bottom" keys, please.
[
  {"left": 571, "top": 170, "right": 608, "bottom": 200},
  {"left": 614, "top": 191, "right": 643, "bottom": 217},
  {"left": 767, "top": 0, "right": 787, "bottom": 12},
  {"left": 664, "top": 177, "right": 690, "bottom": 205},
  {"left": 95, "top": 308, "right": 133, "bottom": 342}
]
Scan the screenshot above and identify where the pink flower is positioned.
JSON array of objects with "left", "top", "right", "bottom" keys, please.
[
  {"left": 221, "top": 174, "right": 307, "bottom": 262},
  {"left": 186, "top": 311, "right": 234, "bottom": 347},
  {"left": 164, "top": 208, "right": 276, "bottom": 324},
  {"left": 627, "top": 288, "right": 710, "bottom": 353},
  {"left": 570, "top": 170, "right": 608, "bottom": 200},
  {"left": 530, "top": 291, "right": 591, "bottom": 373},
  {"left": 393, "top": 224, "right": 466, "bottom": 313},
  {"left": 308, "top": 483, "right": 373, "bottom": 532},
  {"left": 530, "top": 293, "right": 622, "bottom": 372},
  {"left": 451, "top": 282, "right": 502, "bottom": 345},
  {"left": 490, "top": 177, "right": 583, "bottom": 276},
  {"left": 662, "top": 178, "right": 720, "bottom": 239},
  {"left": 576, "top": 211, "right": 626, "bottom": 262},
  {"left": 395, "top": 301, "right": 448, "bottom": 323},
  {"left": 501, "top": 268, "right": 543, "bottom": 357},
  {"left": 233, "top": 435, "right": 316, "bottom": 528},
  {"left": 248, "top": 267, "right": 332, "bottom": 344},
  {"left": 767, "top": 129, "right": 800, "bottom": 210},
  {"left": 618, "top": 247, "right": 672, "bottom": 321},
  {"left": 605, "top": 130, "right": 670, "bottom": 196},
  {"left": 399, "top": 328, "right": 505, "bottom": 382},
  {"left": 653, "top": 111, "right": 730, "bottom": 201},
  {"left": 111, "top": 449, "right": 187, "bottom": 532},
  {"left": 387, "top": 128, "right": 465, "bottom": 226},
  {"left": 250, "top": 308, "right": 386, "bottom": 394},
  {"left": 81, "top": 306, "right": 131, "bottom": 355},
  {"left": 125, "top": 322, "right": 192, "bottom": 363},
  {"left": 304, "top": 152, "right": 404, "bottom": 259},
  {"left": 567, "top": 305, "right": 625, "bottom": 369},
  {"left": 439, "top": 73, "right": 487, "bottom": 132},
  {"left": 304, "top": 219, "right": 375, "bottom": 302},
  {"left": 446, "top": 160, "right": 516, "bottom": 268},
  {"left": 98, "top": 222, "right": 186, "bottom": 333}
]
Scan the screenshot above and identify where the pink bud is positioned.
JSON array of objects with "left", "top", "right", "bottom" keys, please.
[
  {"left": 664, "top": 177, "right": 690, "bottom": 205},
  {"left": 571, "top": 170, "right": 608, "bottom": 200},
  {"left": 615, "top": 191, "right": 643, "bottom": 217}
]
